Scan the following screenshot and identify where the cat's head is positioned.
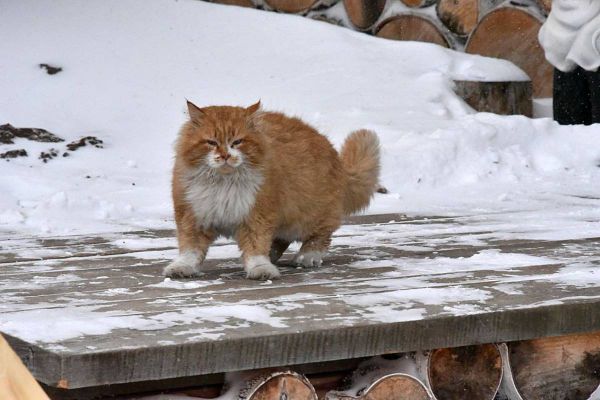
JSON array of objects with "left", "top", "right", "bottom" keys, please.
[{"left": 178, "top": 100, "right": 265, "bottom": 174}]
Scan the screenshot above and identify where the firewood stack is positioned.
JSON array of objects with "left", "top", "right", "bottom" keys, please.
[
  {"left": 210, "top": 0, "right": 553, "bottom": 99},
  {"left": 160, "top": 331, "right": 600, "bottom": 399}
]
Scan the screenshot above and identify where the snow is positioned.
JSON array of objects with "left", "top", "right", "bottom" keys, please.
[
  {"left": 2, "top": 0, "right": 600, "bottom": 360},
  {"left": 0, "top": 303, "right": 287, "bottom": 344},
  {"left": 1, "top": 0, "right": 592, "bottom": 237}
]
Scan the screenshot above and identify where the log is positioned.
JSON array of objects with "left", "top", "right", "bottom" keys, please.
[
  {"left": 0, "top": 334, "right": 50, "bottom": 400},
  {"left": 400, "top": 0, "right": 436, "bottom": 8},
  {"left": 499, "top": 332, "right": 600, "bottom": 400},
  {"left": 435, "top": 0, "right": 503, "bottom": 37},
  {"left": 212, "top": 0, "right": 255, "bottom": 7},
  {"left": 465, "top": 5, "right": 553, "bottom": 97},
  {"left": 238, "top": 370, "right": 317, "bottom": 400},
  {"left": 343, "top": 0, "right": 387, "bottom": 30},
  {"left": 375, "top": 15, "right": 453, "bottom": 49},
  {"left": 326, "top": 373, "right": 433, "bottom": 400},
  {"left": 453, "top": 80, "right": 533, "bottom": 116},
  {"left": 428, "top": 344, "right": 502, "bottom": 400},
  {"left": 264, "top": 0, "right": 317, "bottom": 13},
  {"left": 325, "top": 354, "right": 434, "bottom": 400},
  {"left": 536, "top": 0, "right": 551, "bottom": 15}
]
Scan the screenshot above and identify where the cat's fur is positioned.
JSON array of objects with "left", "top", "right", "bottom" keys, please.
[{"left": 164, "top": 100, "right": 380, "bottom": 280}]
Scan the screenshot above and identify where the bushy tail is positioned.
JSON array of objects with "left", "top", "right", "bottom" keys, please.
[{"left": 339, "top": 129, "right": 380, "bottom": 215}]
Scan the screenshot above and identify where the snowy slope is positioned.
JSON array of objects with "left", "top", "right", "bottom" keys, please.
[{"left": 0, "top": 0, "right": 599, "bottom": 235}]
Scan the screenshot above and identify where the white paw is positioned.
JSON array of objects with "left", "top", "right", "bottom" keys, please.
[
  {"left": 245, "top": 255, "right": 281, "bottom": 280},
  {"left": 293, "top": 251, "right": 324, "bottom": 268},
  {"left": 163, "top": 251, "right": 202, "bottom": 278}
]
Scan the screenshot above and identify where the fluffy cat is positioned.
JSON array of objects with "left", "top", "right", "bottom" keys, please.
[{"left": 164, "top": 100, "right": 380, "bottom": 280}]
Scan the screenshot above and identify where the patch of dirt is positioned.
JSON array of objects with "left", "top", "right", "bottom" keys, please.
[
  {"left": 39, "top": 63, "right": 62, "bottom": 75},
  {"left": 39, "top": 148, "right": 59, "bottom": 163},
  {"left": 0, "top": 123, "right": 64, "bottom": 143},
  {"left": 66, "top": 136, "right": 104, "bottom": 151},
  {"left": 1, "top": 149, "right": 28, "bottom": 160},
  {"left": 1, "top": 124, "right": 103, "bottom": 163}
]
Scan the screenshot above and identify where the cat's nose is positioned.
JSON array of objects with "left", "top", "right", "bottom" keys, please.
[{"left": 223, "top": 153, "right": 231, "bottom": 160}]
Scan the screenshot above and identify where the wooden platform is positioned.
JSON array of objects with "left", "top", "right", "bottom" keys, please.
[{"left": 2, "top": 212, "right": 600, "bottom": 397}]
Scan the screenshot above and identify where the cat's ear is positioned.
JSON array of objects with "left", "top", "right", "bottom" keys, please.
[
  {"left": 186, "top": 100, "right": 206, "bottom": 123},
  {"left": 246, "top": 100, "right": 261, "bottom": 115}
]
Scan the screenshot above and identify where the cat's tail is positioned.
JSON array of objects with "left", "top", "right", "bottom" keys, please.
[{"left": 339, "top": 129, "right": 380, "bottom": 215}]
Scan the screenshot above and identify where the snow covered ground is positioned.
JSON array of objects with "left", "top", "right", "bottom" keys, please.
[{"left": 1, "top": 0, "right": 600, "bottom": 236}]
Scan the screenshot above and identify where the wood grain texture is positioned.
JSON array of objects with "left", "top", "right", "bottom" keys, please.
[
  {"left": 264, "top": 0, "right": 317, "bottom": 13},
  {"left": 436, "top": 0, "right": 478, "bottom": 36},
  {"left": 212, "top": 0, "right": 255, "bottom": 7},
  {"left": 242, "top": 371, "right": 317, "bottom": 400},
  {"left": 465, "top": 6, "right": 553, "bottom": 98},
  {"left": 453, "top": 80, "right": 533, "bottom": 117},
  {"left": 536, "top": 0, "right": 552, "bottom": 15},
  {"left": 375, "top": 15, "right": 451, "bottom": 48},
  {"left": 508, "top": 332, "right": 600, "bottom": 400},
  {"left": 400, "top": 0, "right": 436, "bottom": 8},
  {"left": 327, "top": 374, "right": 432, "bottom": 400},
  {"left": 343, "top": 0, "right": 386, "bottom": 30},
  {"left": 428, "top": 345, "right": 502, "bottom": 400},
  {"left": 4, "top": 212, "right": 600, "bottom": 391}
]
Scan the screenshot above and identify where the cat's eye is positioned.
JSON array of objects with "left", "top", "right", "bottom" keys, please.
[
  {"left": 231, "top": 139, "right": 243, "bottom": 147},
  {"left": 206, "top": 140, "right": 218, "bottom": 146}
]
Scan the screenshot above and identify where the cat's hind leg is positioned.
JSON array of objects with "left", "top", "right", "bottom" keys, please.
[{"left": 293, "top": 226, "right": 336, "bottom": 268}]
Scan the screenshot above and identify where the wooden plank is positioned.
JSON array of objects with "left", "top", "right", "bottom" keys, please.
[
  {"left": 3, "top": 214, "right": 600, "bottom": 391},
  {"left": 6, "top": 268, "right": 600, "bottom": 388}
]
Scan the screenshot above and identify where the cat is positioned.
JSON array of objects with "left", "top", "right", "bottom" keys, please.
[{"left": 164, "top": 100, "right": 380, "bottom": 280}]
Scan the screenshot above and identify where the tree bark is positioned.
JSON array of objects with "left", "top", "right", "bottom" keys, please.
[{"left": 465, "top": 5, "right": 553, "bottom": 97}]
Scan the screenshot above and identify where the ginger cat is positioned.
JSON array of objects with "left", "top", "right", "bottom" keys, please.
[{"left": 164, "top": 100, "right": 380, "bottom": 280}]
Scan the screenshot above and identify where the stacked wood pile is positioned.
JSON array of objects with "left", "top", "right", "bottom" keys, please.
[
  {"left": 115, "top": 331, "right": 599, "bottom": 399},
  {"left": 210, "top": 0, "right": 553, "bottom": 98}
]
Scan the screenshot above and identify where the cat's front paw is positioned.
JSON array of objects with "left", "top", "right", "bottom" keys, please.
[
  {"left": 293, "top": 251, "right": 324, "bottom": 268},
  {"left": 163, "top": 251, "right": 203, "bottom": 278},
  {"left": 245, "top": 255, "right": 281, "bottom": 280}
]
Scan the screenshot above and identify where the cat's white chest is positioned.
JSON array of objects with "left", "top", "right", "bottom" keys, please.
[{"left": 184, "top": 168, "right": 264, "bottom": 234}]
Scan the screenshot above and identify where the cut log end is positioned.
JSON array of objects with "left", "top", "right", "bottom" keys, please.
[
  {"left": 454, "top": 80, "right": 533, "bottom": 117},
  {"left": 245, "top": 371, "right": 317, "bottom": 400},
  {"left": 429, "top": 344, "right": 502, "bottom": 400},
  {"left": 264, "top": 0, "right": 317, "bottom": 13},
  {"left": 436, "top": 0, "right": 478, "bottom": 37},
  {"left": 536, "top": 0, "right": 552, "bottom": 14},
  {"left": 365, "top": 374, "right": 432, "bottom": 400},
  {"left": 343, "top": 0, "right": 387, "bottom": 30},
  {"left": 212, "top": 0, "right": 255, "bottom": 7},
  {"left": 375, "top": 15, "right": 451, "bottom": 49},
  {"left": 508, "top": 332, "right": 600, "bottom": 400},
  {"left": 400, "top": 0, "right": 436, "bottom": 8},
  {"left": 326, "top": 374, "right": 432, "bottom": 400},
  {"left": 465, "top": 6, "right": 553, "bottom": 97}
]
